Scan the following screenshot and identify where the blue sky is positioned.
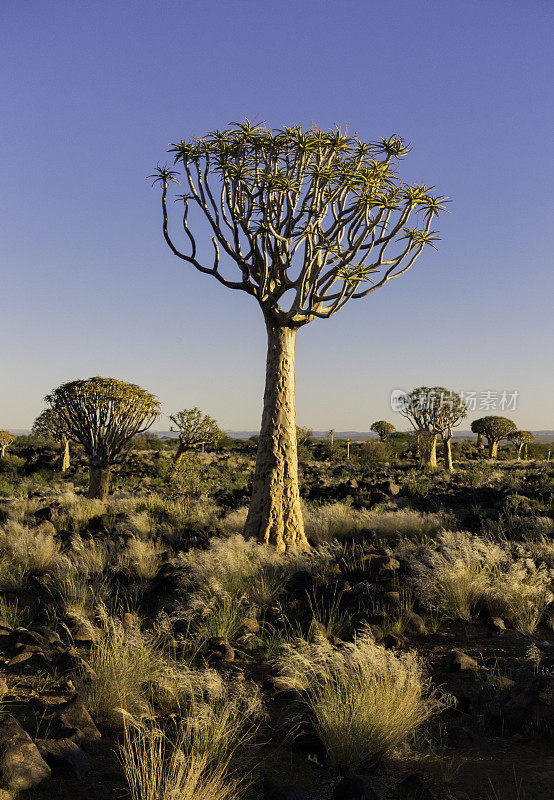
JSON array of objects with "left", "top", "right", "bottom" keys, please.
[{"left": 1, "top": 0, "right": 553, "bottom": 431}]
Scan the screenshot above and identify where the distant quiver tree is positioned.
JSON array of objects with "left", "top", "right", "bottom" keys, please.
[
  {"left": 370, "top": 420, "right": 395, "bottom": 442},
  {"left": 472, "top": 415, "right": 517, "bottom": 459},
  {"left": 151, "top": 120, "right": 446, "bottom": 550},
  {"left": 169, "top": 407, "right": 221, "bottom": 462},
  {"left": 398, "top": 386, "right": 467, "bottom": 470},
  {"left": 46, "top": 377, "right": 160, "bottom": 499},
  {"left": 0, "top": 431, "right": 16, "bottom": 459},
  {"left": 32, "top": 408, "right": 71, "bottom": 472},
  {"left": 471, "top": 418, "right": 486, "bottom": 451},
  {"left": 508, "top": 429, "right": 534, "bottom": 460}
]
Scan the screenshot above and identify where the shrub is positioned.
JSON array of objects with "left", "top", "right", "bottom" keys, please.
[
  {"left": 276, "top": 627, "right": 441, "bottom": 770},
  {"left": 363, "top": 508, "right": 447, "bottom": 542},
  {"left": 120, "top": 719, "right": 240, "bottom": 800},
  {"left": 409, "top": 531, "right": 504, "bottom": 620},
  {"left": 302, "top": 502, "right": 374, "bottom": 544}
]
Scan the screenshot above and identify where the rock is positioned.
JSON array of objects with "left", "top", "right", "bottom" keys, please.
[
  {"left": 5, "top": 649, "right": 49, "bottom": 672},
  {"left": 0, "top": 716, "right": 51, "bottom": 793},
  {"left": 36, "top": 738, "right": 92, "bottom": 778},
  {"left": 240, "top": 616, "right": 260, "bottom": 634},
  {"left": 394, "top": 773, "right": 439, "bottom": 800},
  {"left": 206, "top": 636, "right": 235, "bottom": 663},
  {"left": 447, "top": 650, "right": 478, "bottom": 672},
  {"left": 487, "top": 674, "right": 554, "bottom": 734},
  {"left": 263, "top": 780, "right": 309, "bottom": 800},
  {"left": 403, "top": 610, "right": 427, "bottom": 636},
  {"left": 65, "top": 616, "right": 100, "bottom": 645},
  {"left": 122, "top": 612, "right": 139, "bottom": 631},
  {"left": 486, "top": 615, "right": 506, "bottom": 632},
  {"left": 332, "top": 774, "right": 381, "bottom": 799},
  {"left": 383, "top": 633, "right": 409, "bottom": 650},
  {"left": 54, "top": 696, "right": 101, "bottom": 742}
]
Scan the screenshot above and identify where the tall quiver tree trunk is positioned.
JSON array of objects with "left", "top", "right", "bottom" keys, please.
[
  {"left": 443, "top": 433, "right": 454, "bottom": 472},
  {"left": 88, "top": 464, "right": 110, "bottom": 500},
  {"left": 60, "top": 437, "right": 70, "bottom": 472},
  {"left": 476, "top": 433, "right": 484, "bottom": 451},
  {"left": 488, "top": 440, "right": 498, "bottom": 459},
  {"left": 244, "top": 319, "right": 308, "bottom": 552},
  {"left": 428, "top": 435, "right": 438, "bottom": 468}
]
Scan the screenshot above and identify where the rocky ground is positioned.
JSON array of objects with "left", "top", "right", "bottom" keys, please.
[{"left": 0, "top": 443, "right": 552, "bottom": 799}]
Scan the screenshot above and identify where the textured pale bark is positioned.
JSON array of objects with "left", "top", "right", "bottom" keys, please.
[
  {"left": 60, "top": 438, "right": 70, "bottom": 472},
  {"left": 88, "top": 465, "right": 110, "bottom": 500},
  {"left": 0, "top": 446, "right": 5, "bottom": 459},
  {"left": 428, "top": 435, "right": 438, "bottom": 468},
  {"left": 244, "top": 321, "right": 308, "bottom": 552},
  {"left": 443, "top": 436, "right": 454, "bottom": 471},
  {"left": 517, "top": 443, "right": 523, "bottom": 461},
  {"left": 488, "top": 440, "right": 498, "bottom": 459},
  {"left": 476, "top": 432, "right": 484, "bottom": 451}
]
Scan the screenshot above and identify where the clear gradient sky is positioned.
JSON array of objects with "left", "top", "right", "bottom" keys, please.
[{"left": 1, "top": 0, "right": 553, "bottom": 432}]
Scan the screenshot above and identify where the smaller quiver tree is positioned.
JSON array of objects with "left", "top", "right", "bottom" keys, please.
[
  {"left": 508, "top": 430, "right": 535, "bottom": 460},
  {"left": 473, "top": 416, "right": 517, "bottom": 459},
  {"left": 471, "top": 419, "right": 486, "bottom": 452},
  {"left": 46, "top": 377, "right": 160, "bottom": 499},
  {"left": 33, "top": 408, "right": 71, "bottom": 471},
  {"left": 0, "top": 431, "right": 16, "bottom": 459},
  {"left": 370, "top": 420, "right": 395, "bottom": 442},
  {"left": 397, "top": 387, "right": 466, "bottom": 470},
  {"left": 169, "top": 407, "right": 221, "bottom": 462}
]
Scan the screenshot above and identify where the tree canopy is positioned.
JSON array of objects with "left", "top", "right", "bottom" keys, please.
[
  {"left": 169, "top": 407, "right": 221, "bottom": 459},
  {"left": 370, "top": 420, "right": 395, "bottom": 441},
  {"left": 151, "top": 120, "right": 447, "bottom": 326},
  {"left": 0, "top": 430, "right": 16, "bottom": 457},
  {"left": 472, "top": 415, "right": 517, "bottom": 458}
]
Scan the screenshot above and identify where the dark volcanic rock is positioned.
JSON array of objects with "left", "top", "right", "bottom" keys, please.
[
  {"left": 487, "top": 674, "right": 554, "bottom": 734},
  {"left": 36, "top": 737, "right": 92, "bottom": 778},
  {"left": 0, "top": 716, "right": 51, "bottom": 793}
]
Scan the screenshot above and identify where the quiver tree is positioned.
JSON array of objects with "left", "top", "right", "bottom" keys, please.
[
  {"left": 0, "top": 431, "right": 16, "bottom": 459},
  {"left": 508, "top": 430, "right": 534, "bottom": 460},
  {"left": 473, "top": 416, "right": 517, "bottom": 459},
  {"left": 152, "top": 120, "right": 446, "bottom": 550},
  {"left": 45, "top": 378, "right": 160, "bottom": 499},
  {"left": 296, "top": 425, "right": 313, "bottom": 446},
  {"left": 32, "top": 408, "right": 71, "bottom": 471},
  {"left": 471, "top": 419, "right": 486, "bottom": 452},
  {"left": 328, "top": 429, "right": 335, "bottom": 446},
  {"left": 370, "top": 420, "right": 395, "bottom": 442},
  {"left": 169, "top": 407, "right": 221, "bottom": 462},
  {"left": 397, "top": 387, "right": 467, "bottom": 470}
]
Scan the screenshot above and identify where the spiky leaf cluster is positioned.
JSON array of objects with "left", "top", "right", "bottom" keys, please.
[
  {"left": 45, "top": 377, "right": 160, "bottom": 465},
  {"left": 507, "top": 430, "right": 534, "bottom": 446},
  {"left": 397, "top": 387, "right": 467, "bottom": 436},
  {"left": 169, "top": 407, "right": 221, "bottom": 450},
  {"left": 472, "top": 416, "right": 517, "bottom": 445},
  {"left": 32, "top": 408, "right": 69, "bottom": 444},
  {"left": 151, "top": 120, "right": 446, "bottom": 324}
]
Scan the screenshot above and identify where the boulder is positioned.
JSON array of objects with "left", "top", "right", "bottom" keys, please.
[
  {"left": 487, "top": 674, "right": 554, "bottom": 734},
  {"left": 53, "top": 696, "right": 101, "bottom": 742},
  {"left": 447, "top": 650, "right": 478, "bottom": 672},
  {"left": 0, "top": 716, "right": 51, "bottom": 793},
  {"left": 36, "top": 737, "right": 92, "bottom": 778}
]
